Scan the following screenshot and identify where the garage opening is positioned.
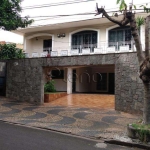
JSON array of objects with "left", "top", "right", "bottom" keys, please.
[
  {"left": 43, "top": 65, "right": 115, "bottom": 94},
  {"left": 43, "top": 65, "right": 115, "bottom": 108},
  {"left": 73, "top": 65, "right": 115, "bottom": 94}
]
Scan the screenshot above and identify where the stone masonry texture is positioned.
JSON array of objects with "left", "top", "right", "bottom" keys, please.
[{"left": 1, "top": 52, "right": 144, "bottom": 114}]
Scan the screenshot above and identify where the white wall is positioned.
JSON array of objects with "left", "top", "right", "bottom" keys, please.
[
  {"left": 23, "top": 21, "right": 146, "bottom": 56},
  {"left": 32, "top": 38, "right": 43, "bottom": 52},
  {"left": 25, "top": 38, "right": 43, "bottom": 57},
  {"left": 24, "top": 23, "right": 114, "bottom": 56},
  {"left": 54, "top": 79, "right": 67, "bottom": 91},
  {"left": 140, "top": 25, "right": 145, "bottom": 50},
  {"left": 53, "top": 69, "right": 67, "bottom": 92},
  {"left": 25, "top": 39, "right": 32, "bottom": 54}
]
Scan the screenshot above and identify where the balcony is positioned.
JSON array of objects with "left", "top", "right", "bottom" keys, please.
[{"left": 24, "top": 41, "right": 144, "bottom": 58}]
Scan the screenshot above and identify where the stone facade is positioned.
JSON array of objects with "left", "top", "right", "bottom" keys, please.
[
  {"left": 115, "top": 53, "right": 144, "bottom": 114},
  {"left": 3, "top": 52, "right": 144, "bottom": 114}
]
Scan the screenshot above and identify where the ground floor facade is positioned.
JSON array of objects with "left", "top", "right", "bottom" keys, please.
[
  {"left": 45, "top": 65, "right": 115, "bottom": 94},
  {"left": 0, "top": 52, "right": 144, "bottom": 114}
]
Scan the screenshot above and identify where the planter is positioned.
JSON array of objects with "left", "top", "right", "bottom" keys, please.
[
  {"left": 127, "top": 124, "right": 150, "bottom": 142},
  {"left": 127, "top": 124, "right": 138, "bottom": 139},
  {"left": 44, "top": 92, "right": 67, "bottom": 103}
]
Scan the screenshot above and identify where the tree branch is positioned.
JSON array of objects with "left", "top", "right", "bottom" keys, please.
[
  {"left": 126, "top": 13, "right": 145, "bottom": 64},
  {"left": 96, "top": 6, "right": 129, "bottom": 26}
]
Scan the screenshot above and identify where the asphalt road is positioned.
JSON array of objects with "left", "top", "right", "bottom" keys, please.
[{"left": 0, "top": 121, "right": 143, "bottom": 150}]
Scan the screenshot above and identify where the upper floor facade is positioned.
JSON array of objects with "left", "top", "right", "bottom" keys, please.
[{"left": 14, "top": 15, "right": 146, "bottom": 58}]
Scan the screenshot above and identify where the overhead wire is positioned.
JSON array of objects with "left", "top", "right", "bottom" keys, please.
[
  {"left": 22, "top": 0, "right": 96, "bottom": 10},
  {"left": 1, "top": 1, "right": 148, "bottom": 28}
]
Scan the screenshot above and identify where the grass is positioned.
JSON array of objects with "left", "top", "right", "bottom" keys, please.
[
  {"left": 131, "top": 123, "right": 150, "bottom": 142},
  {"left": 132, "top": 123, "right": 150, "bottom": 130}
]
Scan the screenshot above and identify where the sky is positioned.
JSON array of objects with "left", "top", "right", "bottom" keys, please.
[
  {"left": 1, "top": 0, "right": 150, "bottom": 43},
  {"left": 21, "top": 0, "right": 150, "bottom": 26}
]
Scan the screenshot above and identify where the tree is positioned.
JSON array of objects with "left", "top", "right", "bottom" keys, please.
[
  {"left": 0, "top": 43, "right": 25, "bottom": 59},
  {"left": 0, "top": 0, "right": 33, "bottom": 30},
  {"left": 96, "top": 0, "right": 150, "bottom": 124}
]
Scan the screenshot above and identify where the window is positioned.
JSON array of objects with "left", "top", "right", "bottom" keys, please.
[
  {"left": 109, "top": 26, "right": 132, "bottom": 49},
  {"left": 43, "top": 39, "right": 52, "bottom": 53},
  {"left": 51, "top": 70, "right": 64, "bottom": 79},
  {"left": 71, "top": 30, "right": 97, "bottom": 53}
]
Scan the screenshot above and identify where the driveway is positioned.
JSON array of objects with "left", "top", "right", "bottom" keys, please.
[
  {"left": 46, "top": 94, "right": 115, "bottom": 109},
  {"left": 0, "top": 96, "right": 139, "bottom": 141}
]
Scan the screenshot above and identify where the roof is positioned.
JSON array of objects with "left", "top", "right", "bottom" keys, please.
[{"left": 12, "top": 13, "right": 149, "bottom": 35}]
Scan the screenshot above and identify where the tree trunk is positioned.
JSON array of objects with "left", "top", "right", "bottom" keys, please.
[
  {"left": 143, "top": 82, "right": 150, "bottom": 124},
  {"left": 145, "top": 16, "right": 150, "bottom": 57},
  {"left": 127, "top": 12, "right": 144, "bottom": 64},
  {"left": 96, "top": 6, "right": 150, "bottom": 124}
]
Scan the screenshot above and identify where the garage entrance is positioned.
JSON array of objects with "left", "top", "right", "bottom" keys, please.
[
  {"left": 72, "top": 65, "right": 115, "bottom": 94},
  {"left": 43, "top": 65, "right": 115, "bottom": 109}
]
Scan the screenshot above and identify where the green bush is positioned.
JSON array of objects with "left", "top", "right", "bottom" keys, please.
[
  {"left": 132, "top": 123, "right": 150, "bottom": 142},
  {"left": 0, "top": 43, "right": 25, "bottom": 59},
  {"left": 44, "top": 80, "right": 56, "bottom": 93}
]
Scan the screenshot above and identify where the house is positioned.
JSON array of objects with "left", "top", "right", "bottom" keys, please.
[
  {"left": 5, "top": 13, "right": 147, "bottom": 113},
  {"left": 13, "top": 14, "right": 145, "bottom": 93}
]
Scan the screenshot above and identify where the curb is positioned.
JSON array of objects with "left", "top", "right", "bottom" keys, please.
[
  {"left": 0, "top": 120, "right": 101, "bottom": 142},
  {"left": 105, "top": 139, "right": 150, "bottom": 150},
  {"left": 1, "top": 119, "right": 150, "bottom": 149}
]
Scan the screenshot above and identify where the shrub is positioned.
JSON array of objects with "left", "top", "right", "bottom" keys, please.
[
  {"left": 0, "top": 43, "right": 25, "bottom": 59},
  {"left": 44, "top": 80, "right": 56, "bottom": 92}
]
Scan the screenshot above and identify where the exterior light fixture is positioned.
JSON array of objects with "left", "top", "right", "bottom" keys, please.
[{"left": 57, "top": 33, "right": 65, "bottom": 38}]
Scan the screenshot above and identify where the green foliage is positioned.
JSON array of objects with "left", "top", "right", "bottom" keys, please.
[
  {"left": 0, "top": 43, "right": 25, "bottom": 59},
  {"left": 140, "top": 4, "right": 150, "bottom": 13},
  {"left": 116, "top": 0, "right": 127, "bottom": 10},
  {"left": 44, "top": 80, "right": 56, "bottom": 93},
  {"left": 136, "top": 16, "right": 145, "bottom": 30},
  {"left": 0, "top": 0, "right": 33, "bottom": 30},
  {"left": 133, "top": 5, "right": 136, "bottom": 9},
  {"left": 132, "top": 123, "right": 150, "bottom": 142}
]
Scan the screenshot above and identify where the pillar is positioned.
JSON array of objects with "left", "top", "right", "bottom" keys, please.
[{"left": 67, "top": 68, "right": 73, "bottom": 94}]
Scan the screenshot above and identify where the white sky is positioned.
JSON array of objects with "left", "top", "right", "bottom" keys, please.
[
  {"left": 1, "top": 0, "right": 150, "bottom": 43},
  {"left": 21, "top": 0, "right": 150, "bottom": 26}
]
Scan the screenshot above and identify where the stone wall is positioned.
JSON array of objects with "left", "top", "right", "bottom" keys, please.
[
  {"left": 5, "top": 53, "right": 144, "bottom": 113},
  {"left": 115, "top": 53, "right": 144, "bottom": 114}
]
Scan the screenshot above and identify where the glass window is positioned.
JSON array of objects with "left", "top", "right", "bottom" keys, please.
[
  {"left": 108, "top": 26, "right": 132, "bottom": 49},
  {"left": 71, "top": 30, "right": 97, "bottom": 53},
  {"left": 51, "top": 70, "right": 64, "bottom": 79},
  {"left": 43, "top": 39, "right": 52, "bottom": 53}
]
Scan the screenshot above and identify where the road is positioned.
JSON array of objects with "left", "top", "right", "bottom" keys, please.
[{"left": 0, "top": 121, "right": 143, "bottom": 150}]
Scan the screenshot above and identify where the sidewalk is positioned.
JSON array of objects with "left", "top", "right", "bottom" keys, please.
[{"left": 0, "top": 96, "right": 141, "bottom": 142}]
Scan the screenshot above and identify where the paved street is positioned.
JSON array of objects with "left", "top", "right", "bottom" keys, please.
[{"left": 0, "top": 121, "right": 144, "bottom": 150}]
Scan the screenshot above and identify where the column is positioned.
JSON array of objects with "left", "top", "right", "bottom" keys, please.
[{"left": 67, "top": 68, "right": 73, "bottom": 94}]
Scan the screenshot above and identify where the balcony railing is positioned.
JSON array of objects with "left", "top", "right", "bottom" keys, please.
[{"left": 24, "top": 41, "right": 145, "bottom": 58}]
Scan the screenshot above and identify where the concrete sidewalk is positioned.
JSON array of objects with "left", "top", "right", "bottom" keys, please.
[{"left": 0, "top": 97, "right": 141, "bottom": 142}]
